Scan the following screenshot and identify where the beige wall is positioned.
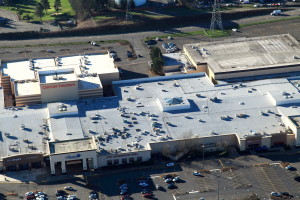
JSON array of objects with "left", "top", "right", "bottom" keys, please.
[
  {"left": 287, "top": 133, "right": 296, "bottom": 147},
  {"left": 149, "top": 134, "right": 237, "bottom": 154},
  {"left": 97, "top": 150, "right": 151, "bottom": 167},
  {"left": 214, "top": 65, "right": 300, "bottom": 80},
  {"left": 183, "top": 46, "right": 198, "bottom": 68},
  {"left": 98, "top": 72, "right": 119, "bottom": 86},
  {"left": 280, "top": 114, "right": 300, "bottom": 146},
  {"left": 40, "top": 81, "right": 78, "bottom": 103}
]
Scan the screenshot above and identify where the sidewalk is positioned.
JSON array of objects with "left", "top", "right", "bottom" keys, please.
[{"left": 0, "top": 168, "right": 47, "bottom": 183}]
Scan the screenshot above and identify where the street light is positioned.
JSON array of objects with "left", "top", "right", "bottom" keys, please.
[{"left": 202, "top": 145, "right": 205, "bottom": 169}]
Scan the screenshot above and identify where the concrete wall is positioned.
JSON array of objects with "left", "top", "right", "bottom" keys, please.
[
  {"left": 214, "top": 64, "right": 300, "bottom": 80},
  {"left": 97, "top": 150, "right": 151, "bottom": 167},
  {"left": 49, "top": 150, "right": 97, "bottom": 175},
  {"left": 40, "top": 81, "right": 78, "bottom": 103},
  {"left": 149, "top": 134, "right": 237, "bottom": 154},
  {"left": 280, "top": 114, "right": 300, "bottom": 146},
  {"left": 98, "top": 72, "right": 119, "bottom": 86}
]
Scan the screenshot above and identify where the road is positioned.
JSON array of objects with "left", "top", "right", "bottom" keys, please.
[{"left": 0, "top": 6, "right": 299, "bottom": 54}]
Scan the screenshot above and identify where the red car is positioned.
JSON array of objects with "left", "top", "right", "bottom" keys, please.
[{"left": 142, "top": 193, "right": 154, "bottom": 198}]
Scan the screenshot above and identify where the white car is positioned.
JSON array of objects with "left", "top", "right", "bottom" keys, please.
[
  {"left": 271, "top": 192, "right": 281, "bottom": 197},
  {"left": 64, "top": 186, "right": 75, "bottom": 191},
  {"left": 166, "top": 162, "right": 174, "bottom": 167},
  {"left": 25, "top": 192, "right": 34, "bottom": 196},
  {"left": 286, "top": 165, "right": 293, "bottom": 170},
  {"left": 67, "top": 195, "right": 77, "bottom": 200}
]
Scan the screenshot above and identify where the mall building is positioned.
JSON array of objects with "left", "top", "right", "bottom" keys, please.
[
  {"left": 183, "top": 34, "right": 300, "bottom": 83},
  {"left": 0, "top": 53, "right": 119, "bottom": 107},
  {"left": 0, "top": 72, "right": 300, "bottom": 174},
  {"left": 1, "top": 35, "right": 300, "bottom": 175}
]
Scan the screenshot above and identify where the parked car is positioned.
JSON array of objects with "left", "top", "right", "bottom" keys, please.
[
  {"left": 64, "top": 186, "right": 76, "bottom": 191},
  {"left": 162, "top": 43, "right": 169, "bottom": 49},
  {"left": 89, "top": 191, "right": 99, "bottom": 200},
  {"left": 166, "top": 162, "right": 174, "bottom": 167},
  {"left": 286, "top": 165, "right": 294, "bottom": 170},
  {"left": 142, "top": 193, "right": 153, "bottom": 198},
  {"left": 67, "top": 194, "right": 77, "bottom": 200},
  {"left": 126, "top": 51, "right": 133, "bottom": 58},
  {"left": 56, "top": 190, "right": 67, "bottom": 197},
  {"left": 193, "top": 171, "right": 203, "bottom": 176},
  {"left": 163, "top": 174, "right": 172, "bottom": 179},
  {"left": 281, "top": 192, "right": 292, "bottom": 197},
  {"left": 271, "top": 192, "right": 281, "bottom": 197},
  {"left": 156, "top": 184, "right": 164, "bottom": 190},
  {"left": 145, "top": 40, "right": 156, "bottom": 45},
  {"left": 167, "top": 183, "right": 175, "bottom": 189},
  {"left": 57, "top": 196, "right": 67, "bottom": 200},
  {"left": 165, "top": 178, "right": 173, "bottom": 183},
  {"left": 25, "top": 192, "right": 34, "bottom": 197},
  {"left": 173, "top": 176, "right": 181, "bottom": 182}
]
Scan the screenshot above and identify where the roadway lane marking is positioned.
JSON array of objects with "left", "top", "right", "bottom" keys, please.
[{"left": 172, "top": 194, "right": 177, "bottom": 200}]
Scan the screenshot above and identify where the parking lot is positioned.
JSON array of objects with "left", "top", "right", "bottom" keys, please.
[
  {"left": 0, "top": 40, "right": 151, "bottom": 81},
  {"left": 82, "top": 150, "right": 300, "bottom": 200}
]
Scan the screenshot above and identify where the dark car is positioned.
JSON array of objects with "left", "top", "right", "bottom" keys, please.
[
  {"left": 163, "top": 174, "right": 172, "bottom": 180},
  {"left": 142, "top": 193, "right": 153, "bottom": 199},
  {"left": 145, "top": 40, "right": 157, "bottom": 45},
  {"left": 156, "top": 184, "right": 164, "bottom": 191},
  {"left": 126, "top": 51, "right": 133, "bottom": 58},
  {"left": 56, "top": 190, "right": 67, "bottom": 196},
  {"left": 167, "top": 183, "right": 175, "bottom": 189},
  {"left": 281, "top": 192, "right": 293, "bottom": 197},
  {"left": 89, "top": 191, "right": 99, "bottom": 200}
]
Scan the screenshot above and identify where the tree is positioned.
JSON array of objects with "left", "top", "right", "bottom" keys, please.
[
  {"left": 23, "top": 14, "right": 33, "bottom": 21},
  {"left": 54, "top": 0, "right": 62, "bottom": 13},
  {"left": 41, "top": 0, "right": 50, "bottom": 14},
  {"left": 35, "top": 2, "right": 44, "bottom": 21},
  {"left": 152, "top": 57, "right": 164, "bottom": 74},
  {"left": 3, "top": 0, "right": 12, "bottom": 7},
  {"left": 150, "top": 46, "right": 164, "bottom": 74},
  {"left": 129, "top": 0, "right": 135, "bottom": 9}
]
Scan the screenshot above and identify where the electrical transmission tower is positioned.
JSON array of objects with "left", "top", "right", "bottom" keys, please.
[{"left": 210, "top": 0, "right": 223, "bottom": 31}]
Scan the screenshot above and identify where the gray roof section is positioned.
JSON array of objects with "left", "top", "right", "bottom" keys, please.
[
  {"left": 183, "top": 34, "right": 300, "bottom": 73},
  {"left": 49, "top": 138, "right": 96, "bottom": 154}
]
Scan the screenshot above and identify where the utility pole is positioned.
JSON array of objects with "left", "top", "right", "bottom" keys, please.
[
  {"left": 202, "top": 145, "right": 205, "bottom": 169},
  {"left": 210, "top": 0, "right": 223, "bottom": 31},
  {"left": 217, "top": 175, "right": 220, "bottom": 200}
]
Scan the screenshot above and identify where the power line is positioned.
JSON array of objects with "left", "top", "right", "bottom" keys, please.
[{"left": 210, "top": 0, "right": 223, "bottom": 31}]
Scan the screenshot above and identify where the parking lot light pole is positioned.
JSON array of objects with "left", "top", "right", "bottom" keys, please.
[
  {"left": 217, "top": 175, "right": 220, "bottom": 200},
  {"left": 202, "top": 145, "right": 205, "bottom": 169}
]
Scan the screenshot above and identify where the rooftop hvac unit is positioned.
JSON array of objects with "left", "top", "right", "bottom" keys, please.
[{"left": 20, "top": 124, "right": 25, "bottom": 130}]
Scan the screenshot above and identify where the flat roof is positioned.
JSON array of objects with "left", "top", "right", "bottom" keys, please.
[
  {"left": 3, "top": 73, "right": 300, "bottom": 157},
  {"left": 0, "top": 104, "right": 48, "bottom": 159},
  {"left": 1, "top": 53, "right": 114, "bottom": 96},
  {"left": 183, "top": 34, "right": 300, "bottom": 74},
  {"left": 39, "top": 72, "right": 77, "bottom": 84},
  {"left": 78, "top": 77, "right": 102, "bottom": 90},
  {"left": 47, "top": 102, "right": 84, "bottom": 141},
  {"left": 49, "top": 138, "right": 96, "bottom": 154},
  {"left": 289, "top": 115, "right": 300, "bottom": 128},
  {"left": 14, "top": 81, "right": 40, "bottom": 96},
  {"left": 163, "top": 53, "right": 190, "bottom": 67}
]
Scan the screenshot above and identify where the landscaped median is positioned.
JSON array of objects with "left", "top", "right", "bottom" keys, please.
[
  {"left": 144, "top": 29, "right": 230, "bottom": 41},
  {"left": 238, "top": 16, "right": 300, "bottom": 28},
  {"left": 144, "top": 15, "right": 300, "bottom": 41}
]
